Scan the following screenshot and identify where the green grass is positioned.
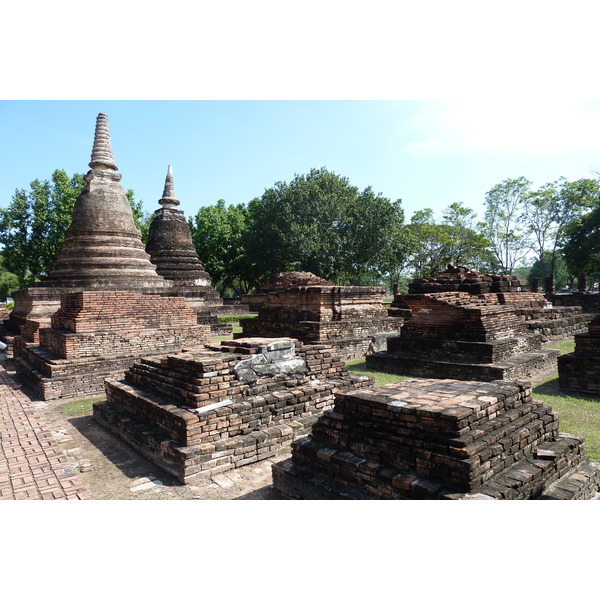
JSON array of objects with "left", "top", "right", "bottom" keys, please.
[
  {"left": 347, "top": 357, "right": 600, "bottom": 462},
  {"left": 346, "top": 359, "right": 412, "bottom": 387},
  {"left": 217, "top": 314, "right": 257, "bottom": 323},
  {"left": 547, "top": 340, "right": 575, "bottom": 355},
  {"left": 533, "top": 376, "right": 600, "bottom": 462},
  {"left": 60, "top": 397, "right": 104, "bottom": 416}
]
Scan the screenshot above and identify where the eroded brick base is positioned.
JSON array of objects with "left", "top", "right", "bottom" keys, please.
[
  {"left": 95, "top": 338, "right": 374, "bottom": 482},
  {"left": 272, "top": 378, "right": 600, "bottom": 500}
]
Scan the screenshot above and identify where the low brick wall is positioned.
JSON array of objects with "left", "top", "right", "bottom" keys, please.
[{"left": 558, "top": 314, "right": 600, "bottom": 394}]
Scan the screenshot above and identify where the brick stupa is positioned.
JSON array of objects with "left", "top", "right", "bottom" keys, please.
[
  {"left": 3, "top": 113, "right": 173, "bottom": 348},
  {"left": 145, "top": 166, "right": 243, "bottom": 336},
  {"left": 238, "top": 272, "right": 402, "bottom": 361},
  {"left": 8, "top": 114, "right": 211, "bottom": 400}
]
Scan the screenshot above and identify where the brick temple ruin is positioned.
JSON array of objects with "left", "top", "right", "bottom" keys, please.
[
  {"left": 238, "top": 272, "right": 401, "bottom": 361},
  {"left": 145, "top": 165, "right": 247, "bottom": 336},
  {"left": 5, "top": 114, "right": 213, "bottom": 400},
  {"left": 93, "top": 337, "right": 373, "bottom": 483},
  {"left": 394, "top": 265, "right": 591, "bottom": 341},
  {"left": 272, "top": 377, "right": 600, "bottom": 500},
  {"left": 558, "top": 314, "right": 600, "bottom": 395},
  {"left": 367, "top": 291, "right": 559, "bottom": 381}
]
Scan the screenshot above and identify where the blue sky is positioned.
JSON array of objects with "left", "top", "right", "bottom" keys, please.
[{"left": 2, "top": 99, "right": 600, "bottom": 225}]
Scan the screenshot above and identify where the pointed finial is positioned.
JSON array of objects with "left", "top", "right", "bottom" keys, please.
[
  {"left": 159, "top": 164, "right": 180, "bottom": 207},
  {"left": 89, "top": 113, "right": 118, "bottom": 171}
]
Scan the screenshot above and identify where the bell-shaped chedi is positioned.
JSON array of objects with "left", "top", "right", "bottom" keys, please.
[
  {"left": 145, "top": 165, "right": 213, "bottom": 287},
  {"left": 45, "top": 113, "right": 169, "bottom": 289}
]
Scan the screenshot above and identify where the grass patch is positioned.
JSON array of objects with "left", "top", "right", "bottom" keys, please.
[
  {"left": 60, "top": 397, "right": 104, "bottom": 417},
  {"left": 346, "top": 359, "right": 412, "bottom": 387},
  {"left": 547, "top": 340, "right": 575, "bottom": 355},
  {"left": 218, "top": 314, "right": 257, "bottom": 323},
  {"left": 533, "top": 375, "right": 600, "bottom": 462}
]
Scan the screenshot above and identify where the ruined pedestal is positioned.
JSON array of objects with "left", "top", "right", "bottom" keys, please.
[
  {"left": 558, "top": 314, "right": 600, "bottom": 395},
  {"left": 14, "top": 290, "right": 210, "bottom": 401},
  {"left": 94, "top": 337, "right": 373, "bottom": 483},
  {"left": 238, "top": 272, "right": 401, "bottom": 361},
  {"left": 400, "top": 265, "right": 590, "bottom": 341},
  {"left": 366, "top": 292, "right": 558, "bottom": 381},
  {"left": 272, "top": 378, "right": 600, "bottom": 500}
]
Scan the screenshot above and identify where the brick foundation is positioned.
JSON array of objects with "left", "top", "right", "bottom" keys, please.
[
  {"left": 367, "top": 292, "right": 559, "bottom": 381},
  {"left": 238, "top": 274, "right": 402, "bottom": 361},
  {"left": 558, "top": 314, "right": 600, "bottom": 395},
  {"left": 94, "top": 337, "right": 373, "bottom": 482},
  {"left": 14, "top": 290, "right": 211, "bottom": 401},
  {"left": 272, "top": 378, "right": 600, "bottom": 500}
]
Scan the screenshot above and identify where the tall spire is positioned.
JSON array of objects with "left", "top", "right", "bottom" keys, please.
[
  {"left": 159, "top": 164, "right": 180, "bottom": 207},
  {"left": 89, "top": 113, "right": 118, "bottom": 171}
]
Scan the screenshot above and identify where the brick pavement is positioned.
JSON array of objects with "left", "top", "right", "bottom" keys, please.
[{"left": 0, "top": 363, "right": 91, "bottom": 500}]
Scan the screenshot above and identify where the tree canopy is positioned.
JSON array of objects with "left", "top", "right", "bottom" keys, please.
[{"left": 244, "top": 167, "right": 412, "bottom": 286}]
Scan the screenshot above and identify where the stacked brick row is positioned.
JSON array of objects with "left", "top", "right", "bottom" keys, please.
[
  {"left": 408, "top": 266, "right": 528, "bottom": 295},
  {"left": 549, "top": 293, "right": 600, "bottom": 314},
  {"left": 13, "top": 290, "right": 211, "bottom": 401},
  {"left": 50, "top": 291, "right": 198, "bottom": 332},
  {"left": 272, "top": 378, "right": 600, "bottom": 500},
  {"left": 558, "top": 315, "right": 600, "bottom": 394},
  {"left": 94, "top": 338, "right": 373, "bottom": 482}
]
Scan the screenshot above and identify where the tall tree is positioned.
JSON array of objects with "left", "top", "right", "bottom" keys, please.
[
  {"left": 0, "top": 253, "right": 19, "bottom": 301},
  {"left": 189, "top": 200, "right": 257, "bottom": 294},
  {"left": 522, "top": 177, "right": 600, "bottom": 277},
  {"left": 406, "top": 204, "right": 495, "bottom": 277},
  {"left": 245, "top": 167, "right": 410, "bottom": 285},
  {"left": 480, "top": 177, "right": 532, "bottom": 274}
]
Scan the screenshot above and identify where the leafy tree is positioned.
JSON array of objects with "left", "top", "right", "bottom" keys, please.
[
  {"left": 561, "top": 201, "right": 600, "bottom": 282},
  {"left": 406, "top": 204, "right": 495, "bottom": 277},
  {"left": 245, "top": 168, "right": 411, "bottom": 286},
  {"left": 0, "top": 169, "right": 148, "bottom": 286},
  {"left": 0, "top": 253, "right": 19, "bottom": 301},
  {"left": 189, "top": 200, "right": 258, "bottom": 294},
  {"left": 522, "top": 177, "right": 600, "bottom": 278},
  {"left": 127, "top": 189, "right": 153, "bottom": 244},
  {"left": 0, "top": 170, "right": 84, "bottom": 285},
  {"left": 441, "top": 202, "right": 496, "bottom": 271},
  {"left": 479, "top": 177, "right": 532, "bottom": 274}
]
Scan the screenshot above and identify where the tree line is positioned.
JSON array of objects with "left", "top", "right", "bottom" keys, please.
[{"left": 2, "top": 166, "right": 600, "bottom": 301}]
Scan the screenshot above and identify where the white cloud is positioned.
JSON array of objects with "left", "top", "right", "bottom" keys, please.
[{"left": 404, "top": 137, "right": 445, "bottom": 155}]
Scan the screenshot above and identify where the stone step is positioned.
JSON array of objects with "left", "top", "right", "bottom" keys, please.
[
  {"left": 537, "top": 461, "right": 600, "bottom": 500},
  {"left": 273, "top": 432, "right": 598, "bottom": 500}
]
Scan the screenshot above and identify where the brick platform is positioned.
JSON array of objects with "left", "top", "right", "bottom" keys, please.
[
  {"left": 94, "top": 337, "right": 373, "bottom": 483},
  {"left": 559, "top": 314, "right": 600, "bottom": 395},
  {"left": 238, "top": 272, "right": 402, "bottom": 361},
  {"left": 367, "top": 292, "right": 559, "bottom": 381},
  {"left": 0, "top": 364, "right": 90, "bottom": 500},
  {"left": 272, "top": 378, "right": 600, "bottom": 500},
  {"left": 14, "top": 290, "right": 211, "bottom": 401}
]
